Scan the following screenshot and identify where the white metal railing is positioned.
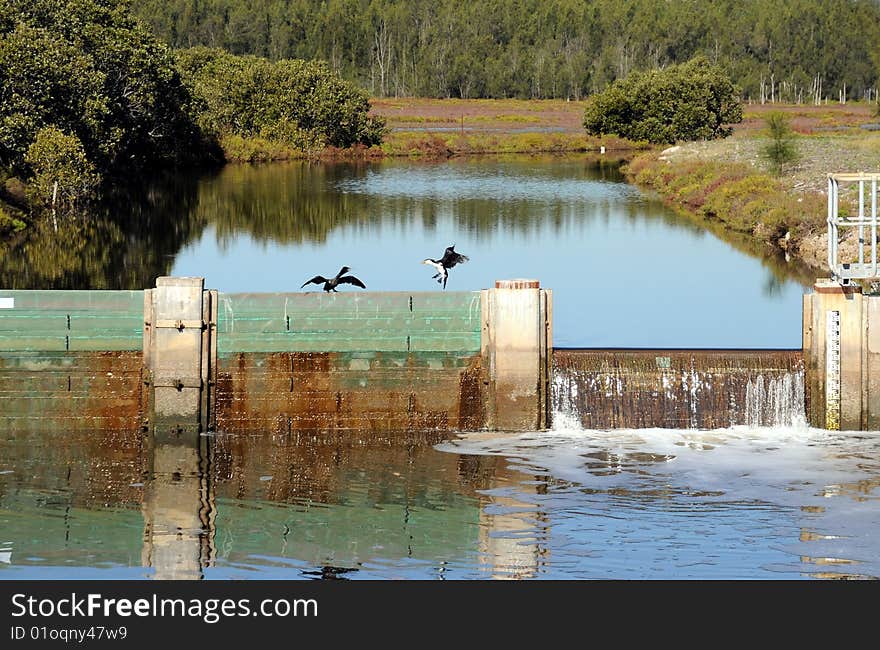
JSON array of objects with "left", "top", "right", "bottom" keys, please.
[{"left": 828, "top": 173, "right": 880, "bottom": 281}]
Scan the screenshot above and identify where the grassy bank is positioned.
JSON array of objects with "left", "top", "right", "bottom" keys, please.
[
  {"left": 622, "top": 103, "right": 880, "bottom": 276},
  {"left": 380, "top": 130, "right": 633, "bottom": 157},
  {"left": 221, "top": 97, "right": 642, "bottom": 161},
  {"left": 623, "top": 153, "right": 827, "bottom": 271},
  {"left": 372, "top": 97, "right": 641, "bottom": 157}
]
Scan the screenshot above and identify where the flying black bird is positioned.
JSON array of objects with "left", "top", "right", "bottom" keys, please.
[
  {"left": 300, "top": 266, "right": 366, "bottom": 292},
  {"left": 422, "top": 244, "right": 469, "bottom": 290}
]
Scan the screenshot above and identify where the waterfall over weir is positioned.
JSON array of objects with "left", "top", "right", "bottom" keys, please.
[{"left": 552, "top": 349, "right": 806, "bottom": 430}]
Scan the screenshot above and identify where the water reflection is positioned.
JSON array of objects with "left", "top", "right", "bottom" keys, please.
[
  {"left": 141, "top": 428, "right": 214, "bottom": 580},
  {"left": 2, "top": 155, "right": 814, "bottom": 347},
  {"left": 0, "top": 172, "right": 208, "bottom": 290},
  {"left": 1, "top": 425, "right": 879, "bottom": 578}
]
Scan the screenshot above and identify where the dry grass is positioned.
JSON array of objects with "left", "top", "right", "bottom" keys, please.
[{"left": 371, "top": 97, "right": 590, "bottom": 134}]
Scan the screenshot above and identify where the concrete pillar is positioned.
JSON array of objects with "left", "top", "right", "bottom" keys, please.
[
  {"left": 144, "top": 277, "right": 214, "bottom": 437},
  {"left": 803, "top": 279, "right": 880, "bottom": 430},
  {"left": 482, "top": 279, "right": 552, "bottom": 431}
]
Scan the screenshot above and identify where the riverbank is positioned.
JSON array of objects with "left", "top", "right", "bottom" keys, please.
[
  {"left": 372, "top": 97, "right": 636, "bottom": 156},
  {"left": 220, "top": 97, "right": 638, "bottom": 162},
  {"left": 622, "top": 103, "right": 880, "bottom": 277}
]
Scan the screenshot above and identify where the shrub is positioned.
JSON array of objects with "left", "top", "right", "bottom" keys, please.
[
  {"left": 583, "top": 56, "right": 742, "bottom": 144},
  {"left": 175, "top": 47, "right": 387, "bottom": 155}
]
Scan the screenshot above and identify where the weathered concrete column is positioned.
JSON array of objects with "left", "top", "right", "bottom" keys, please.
[
  {"left": 144, "top": 277, "right": 214, "bottom": 437},
  {"left": 803, "top": 279, "right": 880, "bottom": 430},
  {"left": 482, "top": 279, "right": 552, "bottom": 431}
]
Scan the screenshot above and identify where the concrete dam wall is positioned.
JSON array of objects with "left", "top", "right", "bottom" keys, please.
[
  {"left": 0, "top": 290, "right": 146, "bottom": 432},
  {"left": 213, "top": 291, "right": 487, "bottom": 434},
  {"left": 1, "top": 281, "right": 552, "bottom": 434},
  {"left": 1, "top": 282, "right": 810, "bottom": 433}
]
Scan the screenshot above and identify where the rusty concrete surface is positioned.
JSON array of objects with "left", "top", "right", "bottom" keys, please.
[
  {"left": 0, "top": 351, "right": 146, "bottom": 433},
  {"left": 214, "top": 351, "right": 487, "bottom": 434},
  {"left": 553, "top": 349, "right": 806, "bottom": 430}
]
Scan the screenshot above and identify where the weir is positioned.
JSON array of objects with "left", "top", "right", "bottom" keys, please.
[
  {"left": 552, "top": 349, "right": 805, "bottom": 430},
  {"left": 0, "top": 276, "right": 812, "bottom": 433},
  {"left": 7, "top": 168, "right": 880, "bottom": 440},
  {"left": 0, "top": 278, "right": 553, "bottom": 435}
]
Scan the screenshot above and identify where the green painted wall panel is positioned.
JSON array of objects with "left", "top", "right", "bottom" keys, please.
[
  {"left": 216, "top": 291, "right": 481, "bottom": 354},
  {"left": 0, "top": 291, "right": 144, "bottom": 351},
  {"left": 218, "top": 332, "right": 479, "bottom": 354},
  {"left": 0, "top": 335, "right": 142, "bottom": 351},
  {"left": 0, "top": 290, "right": 143, "bottom": 311}
]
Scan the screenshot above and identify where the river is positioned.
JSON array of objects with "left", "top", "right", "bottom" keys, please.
[{"left": 5, "top": 156, "right": 871, "bottom": 581}]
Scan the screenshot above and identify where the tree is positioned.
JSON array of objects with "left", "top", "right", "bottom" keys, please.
[
  {"left": 0, "top": 0, "right": 206, "bottom": 206},
  {"left": 25, "top": 127, "right": 100, "bottom": 211},
  {"left": 582, "top": 56, "right": 742, "bottom": 144},
  {"left": 761, "top": 111, "right": 799, "bottom": 175}
]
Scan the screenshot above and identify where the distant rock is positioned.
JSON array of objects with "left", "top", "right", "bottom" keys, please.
[{"left": 658, "top": 145, "right": 681, "bottom": 161}]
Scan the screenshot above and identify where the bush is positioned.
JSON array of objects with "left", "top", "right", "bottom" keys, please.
[
  {"left": 0, "top": 0, "right": 203, "bottom": 177},
  {"left": 175, "top": 47, "right": 386, "bottom": 154},
  {"left": 583, "top": 56, "right": 742, "bottom": 144}
]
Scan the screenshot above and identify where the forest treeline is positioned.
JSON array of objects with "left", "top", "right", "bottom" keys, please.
[
  {"left": 0, "top": 0, "right": 382, "bottom": 214},
  {"left": 129, "top": 0, "right": 880, "bottom": 101}
]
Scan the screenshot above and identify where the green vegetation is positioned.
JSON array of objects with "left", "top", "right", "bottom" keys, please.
[
  {"left": 24, "top": 127, "right": 100, "bottom": 209},
  {"left": 175, "top": 47, "right": 385, "bottom": 154},
  {"left": 761, "top": 112, "right": 800, "bottom": 175},
  {"left": 381, "top": 131, "right": 636, "bottom": 158},
  {"left": 624, "top": 153, "right": 826, "bottom": 265},
  {"left": 582, "top": 57, "right": 742, "bottom": 144},
  {"left": 0, "top": 1, "right": 385, "bottom": 220},
  {"left": 0, "top": 203, "right": 25, "bottom": 236},
  {"left": 130, "top": 0, "right": 880, "bottom": 101},
  {"left": 0, "top": 0, "right": 207, "bottom": 210}
]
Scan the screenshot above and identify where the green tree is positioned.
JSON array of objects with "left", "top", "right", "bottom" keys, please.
[
  {"left": 25, "top": 127, "right": 100, "bottom": 210},
  {"left": 128, "top": 0, "right": 880, "bottom": 102},
  {"left": 0, "top": 0, "right": 206, "bottom": 205},
  {"left": 175, "top": 47, "right": 385, "bottom": 150},
  {"left": 582, "top": 56, "right": 742, "bottom": 144},
  {"left": 761, "top": 111, "right": 799, "bottom": 175}
]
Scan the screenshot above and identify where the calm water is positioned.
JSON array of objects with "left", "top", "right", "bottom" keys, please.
[
  {"left": 0, "top": 156, "right": 813, "bottom": 347},
  {"left": 1, "top": 423, "right": 878, "bottom": 579}
]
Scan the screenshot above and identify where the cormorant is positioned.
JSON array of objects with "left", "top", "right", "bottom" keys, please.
[
  {"left": 300, "top": 266, "right": 366, "bottom": 292},
  {"left": 422, "top": 244, "right": 469, "bottom": 290}
]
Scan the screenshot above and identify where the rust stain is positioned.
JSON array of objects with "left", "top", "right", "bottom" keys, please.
[
  {"left": 553, "top": 349, "right": 805, "bottom": 430},
  {"left": 213, "top": 350, "right": 484, "bottom": 435},
  {"left": 457, "top": 356, "right": 486, "bottom": 430},
  {"left": 0, "top": 351, "right": 145, "bottom": 433}
]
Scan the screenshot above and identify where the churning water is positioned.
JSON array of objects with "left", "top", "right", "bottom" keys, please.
[{"left": 2, "top": 408, "right": 878, "bottom": 579}]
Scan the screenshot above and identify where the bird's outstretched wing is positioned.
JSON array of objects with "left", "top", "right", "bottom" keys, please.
[
  {"left": 338, "top": 275, "right": 366, "bottom": 289},
  {"left": 442, "top": 246, "right": 469, "bottom": 268},
  {"left": 301, "top": 276, "right": 327, "bottom": 288}
]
